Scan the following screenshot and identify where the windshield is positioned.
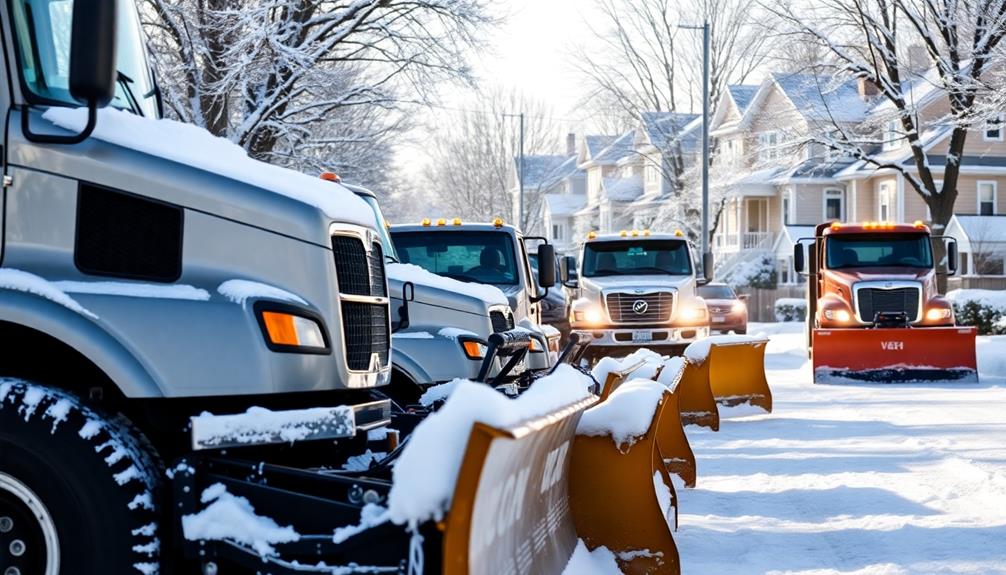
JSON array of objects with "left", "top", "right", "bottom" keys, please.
[
  {"left": 699, "top": 285, "right": 737, "bottom": 300},
  {"left": 582, "top": 240, "right": 692, "bottom": 277},
  {"left": 825, "top": 234, "right": 933, "bottom": 269},
  {"left": 392, "top": 230, "right": 519, "bottom": 286},
  {"left": 9, "top": 0, "right": 159, "bottom": 117},
  {"left": 359, "top": 195, "right": 398, "bottom": 262}
]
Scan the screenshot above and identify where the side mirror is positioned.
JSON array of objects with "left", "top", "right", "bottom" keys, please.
[
  {"left": 946, "top": 239, "right": 958, "bottom": 275},
  {"left": 699, "top": 252, "right": 714, "bottom": 284},
  {"left": 22, "top": 0, "right": 117, "bottom": 144},
  {"left": 738, "top": 293, "right": 750, "bottom": 302},
  {"left": 393, "top": 282, "right": 415, "bottom": 333},
  {"left": 793, "top": 243, "right": 805, "bottom": 274},
  {"left": 70, "top": 0, "right": 118, "bottom": 107},
  {"left": 560, "top": 255, "right": 578, "bottom": 288},
  {"left": 536, "top": 244, "right": 556, "bottom": 288}
]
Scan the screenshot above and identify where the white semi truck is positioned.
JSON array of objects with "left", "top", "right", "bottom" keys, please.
[{"left": 561, "top": 230, "right": 713, "bottom": 359}]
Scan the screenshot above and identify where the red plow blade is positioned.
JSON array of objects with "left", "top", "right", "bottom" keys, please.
[{"left": 813, "top": 326, "right": 978, "bottom": 384}]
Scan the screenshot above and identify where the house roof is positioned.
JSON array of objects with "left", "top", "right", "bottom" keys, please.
[
  {"left": 835, "top": 125, "right": 953, "bottom": 178},
  {"left": 592, "top": 131, "right": 637, "bottom": 165},
  {"left": 545, "top": 193, "right": 587, "bottom": 217},
  {"left": 728, "top": 85, "right": 759, "bottom": 114},
  {"left": 771, "top": 72, "right": 871, "bottom": 124},
  {"left": 585, "top": 135, "right": 619, "bottom": 159},
  {"left": 639, "top": 112, "right": 701, "bottom": 150},
  {"left": 950, "top": 214, "right": 1006, "bottom": 243},
  {"left": 773, "top": 225, "right": 818, "bottom": 254},
  {"left": 775, "top": 158, "right": 856, "bottom": 182},
  {"left": 515, "top": 154, "right": 577, "bottom": 190},
  {"left": 602, "top": 175, "right": 644, "bottom": 201}
]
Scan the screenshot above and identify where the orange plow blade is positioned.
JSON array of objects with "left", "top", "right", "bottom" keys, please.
[
  {"left": 813, "top": 326, "right": 979, "bottom": 384},
  {"left": 570, "top": 383, "right": 681, "bottom": 574},
  {"left": 676, "top": 360, "right": 720, "bottom": 431},
  {"left": 706, "top": 340, "right": 773, "bottom": 412}
]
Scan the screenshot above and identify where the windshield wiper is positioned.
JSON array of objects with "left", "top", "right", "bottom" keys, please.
[{"left": 116, "top": 71, "right": 144, "bottom": 117}]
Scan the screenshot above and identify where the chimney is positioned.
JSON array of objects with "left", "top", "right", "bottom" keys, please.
[
  {"left": 906, "top": 44, "right": 932, "bottom": 75},
  {"left": 857, "top": 77, "right": 880, "bottom": 99},
  {"left": 566, "top": 133, "right": 576, "bottom": 156}
]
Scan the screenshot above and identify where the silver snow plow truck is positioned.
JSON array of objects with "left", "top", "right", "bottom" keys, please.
[{"left": 0, "top": 2, "right": 561, "bottom": 574}]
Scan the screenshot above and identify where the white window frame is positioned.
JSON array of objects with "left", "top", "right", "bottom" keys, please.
[
  {"left": 984, "top": 113, "right": 1004, "bottom": 142},
  {"left": 823, "top": 188, "right": 845, "bottom": 222},
  {"left": 878, "top": 182, "right": 893, "bottom": 221},
  {"left": 758, "top": 131, "right": 780, "bottom": 162},
  {"left": 552, "top": 222, "right": 564, "bottom": 242},
  {"left": 882, "top": 119, "right": 901, "bottom": 151},
  {"left": 782, "top": 189, "right": 793, "bottom": 226},
  {"left": 977, "top": 180, "right": 997, "bottom": 216}
]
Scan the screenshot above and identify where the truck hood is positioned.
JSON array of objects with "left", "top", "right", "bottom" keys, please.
[
  {"left": 23, "top": 107, "right": 375, "bottom": 247},
  {"left": 388, "top": 276, "right": 490, "bottom": 317},
  {"left": 581, "top": 275, "right": 693, "bottom": 292},
  {"left": 387, "top": 263, "right": 508, "bottom": 317},
  {"left": 825, "top": 268, "right": 934, "bottom": 289}
]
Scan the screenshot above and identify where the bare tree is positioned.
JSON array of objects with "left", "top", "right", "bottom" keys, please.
[
  {"left": 421, "top": 88, "right": 561, "bottom": 225},
  {"left": 141, "top": 0, "right": 495, "bottom": 179},
  {"left": 572, "top": 0, "right": 774, "bottom": 242},
  {"left": 767, "top": 0, "right": 1006, "bottom": 272}
]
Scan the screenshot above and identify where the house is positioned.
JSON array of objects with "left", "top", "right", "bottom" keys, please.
[
  {"left": 710, "top": 70, "right": 1006, "bottom": 284},
  {"left": 510, "top": 134, "right": 584, "bottom": 240},
  {"left": 946, "top": 214, "right": 1006, "bottom": 277}
]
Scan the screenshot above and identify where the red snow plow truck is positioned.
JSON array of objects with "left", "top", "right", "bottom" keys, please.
[{"left": 794, "top": 221, "right": 978, "bottom": 384}]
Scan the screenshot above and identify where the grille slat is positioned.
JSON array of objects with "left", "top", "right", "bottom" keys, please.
[
  {"left": 368, "top": 243, "right": 387, "bottom": 297},
  {"left": 857, "top": 287, "right": 921, "bottom": 323},
  {"left": 341, "top": 302, "right": 390, "bottom": 370},
  {"left": 331, "top": 236, "right": 371, "bottom": 296},
  {"left": 606, "top": 292, "right": 674, "bottom": 323}
]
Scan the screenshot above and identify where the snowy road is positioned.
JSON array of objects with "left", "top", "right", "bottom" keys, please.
[{"left": 675, "top": 323, "right": 1006, "bottom": 575}]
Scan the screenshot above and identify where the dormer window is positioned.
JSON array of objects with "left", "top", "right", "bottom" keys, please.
[{"left": 758, "top": 131, "right": 780, "bottom": 162}]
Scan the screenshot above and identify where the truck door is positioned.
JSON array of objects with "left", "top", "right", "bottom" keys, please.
[{"left": 518, "top": 237, "right": 539, "bottom": 323}]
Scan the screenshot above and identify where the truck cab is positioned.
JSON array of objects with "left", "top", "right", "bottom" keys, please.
[
  {"left": 341, "top": 183, "right": 523, "bottom": 404},
  {"left": 389, "top": 219, "right": 559, "bottom": 370},
  {"left": 561, "top": 230, "right": 711, "bottom": 357}
]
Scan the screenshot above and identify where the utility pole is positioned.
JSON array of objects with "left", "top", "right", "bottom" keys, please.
[
  {"left": 681, "top": 21, "right": 712, "bottom": 272},
  {"left": 503, "top": 112, "right": 526, "bottom": 228}
]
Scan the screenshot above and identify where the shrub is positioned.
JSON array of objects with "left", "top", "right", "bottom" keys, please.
[
  {"left": 726, "top": 254, "right": 777, "bottom": 289},
  {"left": 948, "top": 290, "right": 1006, "bottom": 335},
  {"left": 774, "top": 298, "right": 807, "bottom": 322}
]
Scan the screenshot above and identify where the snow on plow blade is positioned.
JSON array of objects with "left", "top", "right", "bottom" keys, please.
[
  {"left": 813, "top": 327, "right": 979, "bottom": 384},
  {"left": 442, "top": 395, "right": 597, "bottom": 575},
  {"left": 685, "top": 337, "right": 773, "bottom": 413},
  {"left": 571, "top": 381, "right": 682, "bottom": 574}
]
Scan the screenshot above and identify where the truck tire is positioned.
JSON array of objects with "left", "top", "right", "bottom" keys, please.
[{"left": 0, "top": 379, "right": 160, "bottom": 575}]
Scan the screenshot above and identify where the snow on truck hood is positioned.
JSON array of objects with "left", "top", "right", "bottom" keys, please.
[
  {"left": 582, "top": 274, "right": 693, "bottom": 290},
  {"left": 42, "top": 107, "right": 374, "bottom": 228}
]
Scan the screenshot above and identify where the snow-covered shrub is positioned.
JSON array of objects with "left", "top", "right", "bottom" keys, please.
[
  {"left": 774, "top": 298, "right": 807, "bottom": 322},
  {"left": 947, "top": 289, "right": 1006, "bottom": 335},
  {"left": 725, "top": 254, "right": 777, "bottom": 289}
]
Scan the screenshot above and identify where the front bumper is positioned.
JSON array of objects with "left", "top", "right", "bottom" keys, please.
[{"left": 571, "top": 324, "right": 709, "bottom": 348}]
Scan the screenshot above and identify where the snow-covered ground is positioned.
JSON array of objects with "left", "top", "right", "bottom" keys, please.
[{"left": 675, "top": 322, "right": 1006, "bottom": 575}]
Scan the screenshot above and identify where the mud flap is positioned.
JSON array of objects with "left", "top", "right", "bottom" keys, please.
[
  {"left": 569, "top": 392, "right": 681, "bottom": 574},
  {"left": 677, "top": 360, "right": 720, "bottom": 431},
  {"left": 813, "top": 326, "right": 979, "bottom": 384},
  {"left": 442, "top": 396, "right": 597, "bottom": 575},
  {"left": 706, "top": 341, "right": 773, "bottom": 412}
]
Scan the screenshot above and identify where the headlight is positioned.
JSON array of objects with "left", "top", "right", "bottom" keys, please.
[
  {"left": 824, "top": 309, "right": 851, "bottom": 323},
  {"left": 460, "top": 338, "right": 488, "bottom": 359},
  {"left": 926, "top": 308, "right": 952, "bottom": 321},
  {"left": 574, "top": 307, "right": 604, "bottom": 324},
  {"left": 259, "top": 309, "right": 328, "bottom": 352},
  {"left": 732, "top": 301, "right": 746, "bottom": 314},
  {"left": 682, "top": 306, "right": 707, "bottom": 321}
]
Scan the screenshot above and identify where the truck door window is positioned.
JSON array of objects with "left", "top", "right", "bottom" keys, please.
[
  {"left": 825, "top": 235, "right": 933, "bottom": 269},
  {"left": 582, "top": 240, "right": 692, "bottom": 277},
  {"left": 9, "top": 0, "right": 160, "bottom": 117},
  {"left": 392, "top": 231, "right": 519, "bottom": 286}
]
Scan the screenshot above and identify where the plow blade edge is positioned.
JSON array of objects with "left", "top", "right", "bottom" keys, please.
[
  {"left": 707, "top": 341, "right": 773, "bottom": 413},
  {"left": 813, "top": 327, "right": 978, "bottom": 384}
]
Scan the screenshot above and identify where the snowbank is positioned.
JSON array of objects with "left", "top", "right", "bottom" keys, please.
[
  {"left": 181, "top": 483, "right": 299, "bottom": 557},
  {"left": 217, "top": 279, "right": 306, "bottom": 305},
  {"left": 561, "top": 540, "right": 622, "bottom": 575},
  {"left": 386, "top": 364, "right": 594, "bottom": 525},
  {"left": 683, "top": 334, "right": 769, "bottom": 364},
  {"left": 43, "top": 107, "right": 374, "bottom": 226},
  {"left": 0, "top": 268, "right": 97, "bottom": 319},
  {"left": 387, "top": 263, "right": 509, "bottom": 306},
  {"left": 947, "top": 288, "right": 1006, "bottom": 309},
  {"left": 577, "top": 378, "right": 666, "bottom": 450},
  {"left": 55, "top": 280, "right": 210, "bottom": 301}
]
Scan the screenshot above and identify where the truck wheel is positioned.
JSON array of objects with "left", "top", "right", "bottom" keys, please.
[{"left": 0, "top": 380, "right": 160, "bottom": 575}]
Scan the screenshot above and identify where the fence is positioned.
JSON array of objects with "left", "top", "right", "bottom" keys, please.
[
  {"left": 735, "top": 286, "right": 806, "bottom": 323},
  {"left": 946, "top": 276, "right": 1006, "bottom": 291}
]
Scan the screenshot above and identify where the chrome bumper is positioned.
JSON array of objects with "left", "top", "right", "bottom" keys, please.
[{"left": 571, "top": 325, "right": 709, "bottom": 347}]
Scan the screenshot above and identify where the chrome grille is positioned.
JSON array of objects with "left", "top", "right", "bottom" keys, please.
[
  {"left": 605, "top": 292, "right": 674, "bottom": 323},
  {"left": 856, "top": 287, "right": 921, "bottom": 323},
  {"left": 341, "top": 302, "right": 390, "bottom": 370},
  {"left": 708, "top": 305, "right": 732, "bottom": 314},
  {"left": 331, "top": 236, "right": 371, "bottom": 296},
  {"left": 368, "top": 242, "right": 386, "bottom": 297}
]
